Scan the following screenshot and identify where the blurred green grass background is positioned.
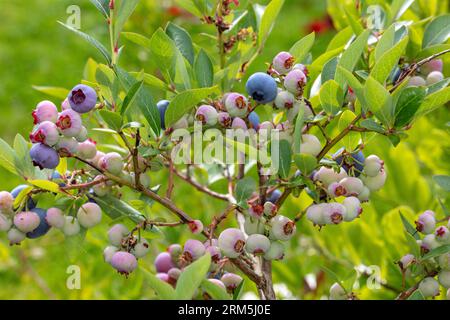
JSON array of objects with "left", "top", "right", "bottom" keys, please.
[{"left": 0, "top": 0, "right": 448, "bottom": 299}]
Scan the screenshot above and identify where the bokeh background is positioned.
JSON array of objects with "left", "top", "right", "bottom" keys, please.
[{"left": 0, "top": 0, "right": 448, "bottom": 299}]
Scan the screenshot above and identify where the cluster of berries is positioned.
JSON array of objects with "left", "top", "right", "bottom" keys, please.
[
  {"left": 29, "top": 84, "right": 99, "bottom": 169},
  {"left": 407, "top": 59, "right": 444, "bottom": 87},
  {"left": 0, "top": 186, "right": 102, "bottom": 245},
  {"left": 306, "top": 152, "right": 386, "bottom": 227},
  {"left": 398, "top": 210, "right": 450, "bottom": 299}
]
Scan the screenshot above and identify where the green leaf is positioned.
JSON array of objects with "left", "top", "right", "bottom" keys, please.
[
  {"left": 58, "top": 21, "right": 111, "bottom": 64},
  {"left": 422, "top": 14, "right": 450, "bottom": 48},
  {"left": 149, "top": 28, "right": 177, "bottom": 79},
  {"left": 433, "top": 175, "right": 450, "bottom": 192},
  {"left": 99, "top": 110, "right": 123, "bottom": 131},
  {"left": 130, "top": 72, "right": 168, "bottom": 91},
  {"left": 289, "top": 32, "right": 315, "bottom": 64},
  {"left": 194, "top": 49, "right": 214, "bottom": 88},
  {"left": 29, "top": 180, "right": 61, "bottom": 194},
  {"left": 176, "top": 254, "right": 211, "bottom": 299},
  {"left": 122, "top": 32, "right": 152, "bottom": 48},
  {"left": 407, "top": 290, "right": 425, "bottom": 300},
  {"left": 89, "top": 0, "right": 109, "bottom": 18},
  {"left": 232, "top": 279, "right": 245, "bottom": 300},
  {"left": 321, "top": 57, "right": 339, "bottom": 82},
  {"left": 371, "top": 36, "right": 409, "bottom": 84},
  {"left": 399, "top": 211, "right": 420, "bottom": 240},
  {"left": 417, "top": 87, "right": 450, "bottom": 116},
  {"left": 292, "top": 102, "right": 305, "bottom": 154},
  {"left": 258, "top": 0, "right": 285, "bottom": 45},
  {"left": 140, "top": 267, "right": 177, "bottom": 300},
  {"left": 13, "top": 134, "right": 35, "bottom": 179},
  {"left": 338, "top": 110, "right": 359, "bottom": 151},
  {"left": 92, "top": 194, "right": 148, "bottom": 225},
  {"left": 166, "top": 22, "right": 195, "bottom": 66},
  {"left": 319, "top": 80, "right": 344, "bottom": 115},
  {"left": 277, "top": 139, "right": 292, "bottom": 179},
  {"left": 201, "top": 279, "right": 231, "bottom": 300},
  {"left": 327, "top": 26, "right": 353, "bottom": 51},
  {"left": 374, "top": 24, "right": 395, "bottom": 62},
  {"left": 293, "top": 154, "right": 317, "bottom": 175},
  {"left": 32, "top": 86, "right": 69, "bottom": 100},
  {"left": 394, "top": 87, "right": 426, "bottom": 128},
  {"left": 390, "top": 0, "right": 414, "bottom": 21},
  {"left": 13, "top": 185, "right": 33, "bottom": 209},
  {"left": 120, "top": 80, "right": 143, "bottom": 116},
  {"left": 364, "top": 76, "right": 393, "bottom": 126},
  {"left": 359, "top": 119, "right": 385, "bottom": 133},
  {"left": 335, "top": 66, "right": 366, "bottom": 109},
  {"left": 235, "top": 177, "right": 257, "bottom": 208},
  {"left": 0, "top": 138, "right": 18, "bottom": 175},
  {"left": 334, "top": 30, "right": 370, "bottom": 89},
  {"left": 114, "top": 0, "right": 139, "bottom": 41},
  {"left": 422, "top": 244, "right": 450, "bottom": 260},
  {"left": 165, "top": 86, "right": 219, "bottom": 127}
]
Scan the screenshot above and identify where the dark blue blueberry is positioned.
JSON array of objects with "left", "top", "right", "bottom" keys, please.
[
  {"left": 246, "top": 73, "right": 278, "bottom": 104},
  {"left": 68, "top": 84, "right": 97, "bottom": 114},
  {"left": 267, "top": 189, "right": 282, "bottom": 204},
  {"left": 51, "top": 171, "right": 66, "bottom": 187},
  {"left": 30, "top": 143, "right": 60, "bottom": 170},
  {"left": 248, "top": 111, "right": 260, "bottom": 129},
  {"left": 333, "top": 148, "right": 365, "bottom": 176},
  {"left": 26, "top": 208, "right": 51, "bottom": 239},
  {"left": 157, "top": 100, "right": 170, "bottom": 130},
  {"left": 11, "top": 184, "right": 36, "bottom": 210}
]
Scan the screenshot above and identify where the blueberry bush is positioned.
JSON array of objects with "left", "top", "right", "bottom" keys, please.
[{"left": 0, "top": 0, "right": 449, "bottom": 300}]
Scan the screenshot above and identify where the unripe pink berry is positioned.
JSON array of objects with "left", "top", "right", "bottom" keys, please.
[
  {"left": 100, "top": 152, "right": 123, "bottom": 175},
  {"left": 273, "top": 51, "right": 295, "bottom": 74},
  {"left": 293, "top": 63, "right": 309, "bottom": 75},
  {"left": 208, "top": 278, "right": 227, "bottom": 291},
  {"left": 231, "top": 117, "right": 248, "bottom": 130},
  {"left": 157, "top": 273, "right": 170, "bottom": 283},
  {"left": 306, "top": 203, "right": 326, "bottom": 226},
  {"left": 92, "top": 175, "right": 111, "bottom": 197},
  {"left": 438, "top": 271, "right": 450, "bottom": 288},
  {"left": 299, "top": 134, "right": 321, "bottom": 156},
  {"left": 274, "top": 90, "right": 295, "bottom": 109},
  {"left": 91, "top": 151, "right": 105, "bottom": 167},
  {"left": 421, "top": 234, "right": 439, "bottom": 252},
  {"left": 77, "top": 202, "right": 102, "bottom": 228},
  {"left": 418, "top": 277, "right": 440, "bottom": 297},
  {"left": 399, "top": 254, "right": 415, "bottom": 270},
  {"left": 45, "top": 207, "right": 65, "bottom": 229},
  {"left": 339, "top": 177, "right": 364, "bottom": 196},
  {"left": 75, "top": 126, "right": 88, "bottom": 143},
  {"left": 77, "top": 139, "right": 97, "bottom": 160},
  {"left": 363, "top": 155, "right": 383, "bottom": 177},
  {"left": 435, "top": 226, "right": 450, "bottom": 243},
  {"left": 132, "top": 238, "right": 150, "bottom": 258},
  {"left": 415, "top": 212, "right": 436, "bottom": 234},
  {"left": 263, "top": 202, "right": 278, "bottom": 217},
  {"left": 110, "top": 251, "right": 138, "bottom": 276},
  {"left": 426, "top": 71, "right": 444, "bottom": 85},
  {"left": 62, "top": 216, "right": 81, "bottom": 236},
  {"left": 328, "top": 182, "right": 347, "bottom": 198},
  {"left": 225, "top": 93, "right": 248, "bottom": 118},
  {"left": 329, "top": 283, "right": 347, "bottom": 300},
  {"left": 245, "top": 234, "right": 271, "bottom": 255},
  {"left": 0, "top": 191, "right": 14, "bottom": 215},
  {"left": 248, "top": 204, "right": 264, "bottom": 219},
  {"left": 183, "top": 239, "right": 206, "bottom": 262},
  {"left": 14, "top": 211, "right": 40, "bottom": 233},
  {"left": 188, "top": 220, "right": 204, "bottom": 234},
  {"left": 323, "top": 203, "right": 347, "bottom": 225},
  {"left": 61, "top": 98, "right": 71, "bottom": 111},
  {"left": 220, "top": 273, "right": 243, "bottom": 293},
  {"left": 218, "top": 228, "right": 245, "bottom": 258},
  {"left": 284, "top": 69, "right": 307, "bottom": 95},
  {"left": 56, "top": 137, "right": 79, "bottom": 157},
  {"left": 32, "top": 101, "right": 58, "bottom": 124},
  {"left": 244, "top": 216, "right": 265, "bottom": 235},
  {"left": 103, "top": 246, "right": 119, "bottom": 263},
  {"left": 0, "top": 213, "right": 12, "bottom": 231},
  {"left": 195, "top": 105, "right": 218, "bottom": 126},
  {"left": 8, "top": 228, "right": 25, "bottom": 245},
  {"left": 270, "top": 215, "right": 296, "bottom": 241},
  {"left": 314, "top": 167, "right": 348, "bottom": 187},
  {"left": 218, "top": 112, "right": 232, "bottom": 128},
  {"left": 29, "top": 121, "right": 60, "bottom": 146},
  {"left": 56, "top": 109, "right": 82, "bottom": 137},
  {"left": 421, "top": 59, "right": 443, "bottom": 75},
  {"left": 361, "top": 169, "right": 387, "bottom": 192},
  {"left": 408, "top": 76, "right": 426, "bottom": 87},
  {"left": 155, "top": 252, "right": 175, "bottom": 273},
  {"left": 168, "top": 267, "right": 182, "bottom": 282},
  {"left": 206, "top": 245, "right": 222, "bottom": 263},
  {"left": 342, "top": 197, "right": 362, "bottom": 222},
  {"left": 108, "top": 224, "right": 129, "bottom": 246},
  {"left": 264, "top": 241, "right": 285, "bottom": 260},
  {"left": 258, "top": 121, "right": 274, "bottom": 133}
]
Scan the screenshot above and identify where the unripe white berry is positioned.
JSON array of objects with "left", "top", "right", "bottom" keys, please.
[
  {"left": 438, "top": 253, "right": 450, "bottom": 270},
  {"left": 269, "top": 215, "right": 296, "bottom": 241},
  {"left": 339, "top": 177, "right": 364, "bottom": 196},
  {"left": 363, "top": 155, "right": 383, "bottom": 177},
  {"left": 342, "top": 197, "right": 362, "bottom": 222},
  {"left": 426, "top": 71, "right": 444, "bottom": 85},
  {"left": 361, "top": 169, "right": 387, "bottom": 192},
  {"left": 62, "top": 216, "right": 81, "bottom": 236},
  {"left": 8, "top": 228, "right": 26, "bottom": 245},
  {"left": 418, "top": 277, "right": 440, "bottom": 298},
  {"left": 92, "top": 175, "right": 111, "bottom": 197},
  {"left": 421, "top": 234, "right": 440, "bottom": 252},
  {"left": 323, "top": 203, "right": 347, "bottom": 225},
  {"left": 77, "top": 139, "right": 97, "bottom": 159},
  {"left": 0, "top": 191, "right": 14, "bottom": 215},
  {"left": 357, "top": 186, "right": 370, "bottom": 202},
  {"left": 399, "top": 254, "right": 415, "bottom": 270},
  {"left": 306, "top": 203, "right": 326, "bottom": 226},
  {"left": 244, "top": 216, "right": 265, "bottom": 235},
  {"left": 408, "top": 76, "right": 426, "bottom": 87},
  {"left": 435, "top": 226, "right": 450, "bottom": 243},
  {"left": 299, "top": 134, "right": 321, "bottom": 156},
  {"left": 314, "top": 167, "right": 348, "bottom": 187},
  {"left": 77, "top": 202, "right": 102, "bottom": 228},
  {"left": 45, "top": 208, "right": 65, "bottom": 229},
  {"left": 438, "top": 270, "right": 450, "bottom": 288},
  {"left": 264, "top": 241, "right": 285, "bottom": 260},
  {"left": 100, "top": 152, "right": 124, "bottom": 175},
  {"left": 245, "top": 234, "right": 271, "bottom": 255},
  {"left": 108, "top": 224, "right": 129, "bottom": 246},
  {"left": 415, "top": 212, "right": 436, "bottom": 234},
  {"left": 104, "top": 246, "right": 119, "bottom": 263},
  {"left": 329, "top": 283, "right": 347, "bottom": 300},
  {"left": 132, "top": 238, "right": 150, "bottom": 258}
]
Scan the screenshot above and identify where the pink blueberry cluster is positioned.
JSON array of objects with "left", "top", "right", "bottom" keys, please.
[
  {"left": 408, "top": 59, "right": 444, "bottom": 87},
  {"left": 398, "top": 211, "right": 450, "bottom": 299}
]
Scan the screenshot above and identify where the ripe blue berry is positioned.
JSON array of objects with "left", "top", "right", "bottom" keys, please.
[
  {"left": 284, "top": 69, "right": 307, "bottom": 95},
  {"left": 99, "top": 152, "right": 124, "bottom": 175},
  {"left": 418, "top": 277, "right": 440, "bottom": 298},
  {"left": 245, "top": 234, "right": 271, "bottom": 255},
  {"left": 110, "top": 251, "right": 137, "bottom": 276},
  {"left": 270, "top": 215, "right": 296, "bottom": 241},
  {"left": 30, "top": 121, "right": 60, "bottom": 146},
  {"left": 267, "top": 189, "right": 282, "bottom": 204},
  {"left": 195, "top": 105, "right": 218, "bottom": 126},
  {"left": 45, "top": 208, "right": 65, "bottom": 229},
  {"left": 218, "top": 228, "right": 245, "bottom": 258},
  {"left": 157, "top": 100, "right": 170, "bottom": 130},
  {"left": 30, "top": 143, "right": 60, "bottom": 170},
  {"left": 264, "top": 241, "right": 285, "bottom": 260},
  {"left": 108, "top": 224, "right": 129, "bottom": 246},
  {"left": 68, "top": 84, "right": 97, "bottom": 114},
  {"left": 26, "top": 208, "right": 51, "bottom": 239},
  {"left": 333, "top": 148, "right": 365, "bottom": 176},
  {"left": 220, "top": 273, "right": 243, "bottom": 293},
  {"left": 183, "top": 239, "right": 206, "bottom": 262},
  {"left": 56, "top": 109, "right": 83, "bottom": 137},
  {"left": 14, "top": 211, "right": 40, "bottom": 233},
  {"left": 246, "top": 72, "right": 278, "bottom": 104},
  {"left": 62, "top": 216, "right": 81, "bottom": 236},
  {"left": 272, "top": 52, "right": 295, "bottom": 74},
  {"left": 0, "top": 191, "right": 14, "bottom": 215},
  {"left": 155, "top": 252, "right": 175, "bottom": 273},
  {"left": 32, "top": 101, "right": 58, "bottom": 124},
  {"left": 77, "top": 202, "right": 102, "bottom": 229},
  {"left": 218, "top": 112, "right": 232, "bottom": 128},
  {"left": 248, "top": 111, "right": 260, "bottom": 129},
  {"left": 274, "top": 90, "right": 295, "bottom": 109}
]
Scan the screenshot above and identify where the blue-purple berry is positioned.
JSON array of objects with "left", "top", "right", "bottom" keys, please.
[
  {"left": 68, "top": 84, "right": 97, "bottom": 114},
  {"left": 157, "top": 100, "right": 170, "bottom": 130},
  {"left": 246, "top": 72, "right": 278, "bottom": 104},
  {"left": 30, "top": 143, "right": 60, "bottom": 170}
]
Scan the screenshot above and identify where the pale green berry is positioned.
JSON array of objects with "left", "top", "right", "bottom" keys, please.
[
  {"left": 62, "top": 216, "right": 81, "bottom": 236},
  {"left": 269, "top": 215, "right": 296, "bottom": 241},
  {"left": 244, "top": 216, "right": 265, "bottom": 235},
  {"left": 342, "top": 197, "right": 362, "bottom": 222},
  {"left": 299, "top": 134, "right": 321, "bottom": 156},
  {"left": 418, "top": 277, "right": 440, "bottom": 298},
  {"left": 264, "top": 241, "right": 285, "bottom": 260},
  {"left": 132, "top": 238, "right": 150, "bottom": 258},
  {"left": 8, "top": 228, "right": 26, "bottom": 245},
  {"left": 245, "top": 234, "right": 271, "bottom": 255},
  {"left": 77, "top": 202, "right": 102, "bottom": 228},
  {"left": 361, "top": 169, "right": 387, "bottom": 192},
  {"left": 108, "top": 224, "right": 129, "bottom": 247},
  {"left": 329, "top": 283, "right": 347, "bottom": 300},
  {"left": 103, "top": 246, "right": 119, "bottom": 263},
  {"left": 438, "top": 271, "right": 450, "bottom": 288}
]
